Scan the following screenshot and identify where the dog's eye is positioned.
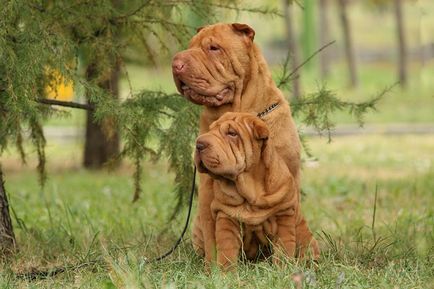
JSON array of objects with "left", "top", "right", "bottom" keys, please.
[
  {"left": 209, "top": 45, "right": 220, "bottom": 51},
  {"left": 227, "top": 129, "right": 238, "bottom": 138}
]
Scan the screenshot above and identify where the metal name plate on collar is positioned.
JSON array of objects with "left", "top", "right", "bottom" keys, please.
[{"left": 257, "top": 102, "right": 280, "bottom": 119}]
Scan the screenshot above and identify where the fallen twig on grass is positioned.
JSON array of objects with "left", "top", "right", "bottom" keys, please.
[{"left": 14, "top": 260, "right": 102, "bottom": 281}]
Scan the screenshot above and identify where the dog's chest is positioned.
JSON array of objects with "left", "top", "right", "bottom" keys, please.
[
  {"left": 243, "top": 216, "right": 278, "bottom": 246},
  {"left": 213, "top": 180, "right": 245, "bottom": 206},
  {"left": 211, "top": 180, "right": 290, "bottom": 226}
]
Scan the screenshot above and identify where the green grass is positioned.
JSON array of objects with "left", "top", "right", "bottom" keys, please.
[{"left": 0, "top": 134, "right": 432, "bottom": 288}]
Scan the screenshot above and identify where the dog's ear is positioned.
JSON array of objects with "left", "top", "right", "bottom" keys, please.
[
  {"left": 196, "top": 25, "right": 207, "bottom": 33},
  {"left": 231, "top": 23, "right": 255, "bottom": 41},
  {"left": 251, "top": 118, "right": 269, "bottom": 141},
  {"left": 249, "top": 117, "right": 274, "bottom": 168}
]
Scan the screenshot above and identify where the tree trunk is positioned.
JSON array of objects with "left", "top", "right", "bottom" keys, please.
[
  {"left": 0, "top": 166, "right": 16, "bottom": 255},
  {"left": 338, "top": 0, "right": 358, "bottom": 88},
  {"left": 319, "top": 0, "right": 331, "bottom": 79},
  {"left": 394, "top": 0, "right": 407, "bottom": 88},
  {"left": 302, "top": 0, "right": 316, "bottom": 71},
  {"left": 83, "top": 60, "right": 121, "bottom": 169},
  {"left": 282, "top": 0, "right": 301, "bottom": 99}
]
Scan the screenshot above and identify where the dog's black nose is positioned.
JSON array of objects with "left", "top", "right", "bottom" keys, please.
[{"left": 196, "top": 141, "right": 208, "bottom": 151}]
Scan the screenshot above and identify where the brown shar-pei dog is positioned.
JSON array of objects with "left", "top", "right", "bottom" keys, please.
[
  {"left": 193, "top": 113, "right": 320, "bottom": 268},
  {"left": 172, "top": 23, "right": 319, "bottom": 266}
]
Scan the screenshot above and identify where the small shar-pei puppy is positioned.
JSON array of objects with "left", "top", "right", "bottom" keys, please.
[
  {"left": 193, "top": 113, "right": 319, "bottom": 268},
  {"left": 172, "top": 22, "right": 319, "bottom": 266}
]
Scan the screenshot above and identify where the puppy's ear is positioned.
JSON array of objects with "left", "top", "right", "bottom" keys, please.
[
  {"left": 249, "top": 117, "right": 274, "bottom": 168},
  {"left": 251, "top": 118, "right": 269, "bottom": 140},
  {"left": 231, "top": 23, "right": 255, "bottom": 41}
]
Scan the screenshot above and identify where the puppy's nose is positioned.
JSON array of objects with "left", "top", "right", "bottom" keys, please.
[
  {"left": 172, "top": 58, "right": 185, "bottom": 74},
  {"left": 196, "top": 140, "right": 209, "bottom": 152}
]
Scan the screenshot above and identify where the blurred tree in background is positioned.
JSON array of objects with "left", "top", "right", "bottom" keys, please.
[
  {"left": 365, "top": 0, "right": 409, "bottom": 88},
  {"left": 337, "top": 0, "right": 358, "bottom": 88},
  {"left": 282, "top": 0, "right": 301, "bottom": 99},
  {"left": 0, "top": 168, "right": 14, "bottom": 255},
  {"left": 393, "top": 0, "right": 408, "bottom": 87},
  {"left": 318, "top": 0, "right": 332, "bottom": 79},
  {"left": 301, "top": 0, "right": 316, "bottom": 71}
]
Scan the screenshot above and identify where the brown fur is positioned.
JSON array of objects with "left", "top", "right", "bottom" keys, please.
[
  {"left": 172, "top": 23, "right": 319, "bottom": 267},
  {"left": 193, "top": 113, "right": 319, "bottom": 269}
]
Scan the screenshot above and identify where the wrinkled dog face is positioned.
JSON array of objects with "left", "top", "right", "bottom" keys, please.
[
  {"left": 172, "top": 23, "right": 255, "bottom": 107},
  {"left": 194, "top": 113, "right": 268, "bottom": 180}
]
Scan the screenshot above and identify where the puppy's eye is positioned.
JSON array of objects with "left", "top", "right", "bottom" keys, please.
[
  {"left": 227, "top": 129, "right": 238, "bottom": 138},
  {"left": 209, "top": 45, "right": 220, "bottom": 51}
]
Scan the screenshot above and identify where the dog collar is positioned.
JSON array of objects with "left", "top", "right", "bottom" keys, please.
[{"left": 257, "top": 102, "right": 280, "bottom": 119}]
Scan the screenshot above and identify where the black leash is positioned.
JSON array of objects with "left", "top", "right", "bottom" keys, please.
[{"left": 151, "top": 165, "right": 196, "bottom": 262}]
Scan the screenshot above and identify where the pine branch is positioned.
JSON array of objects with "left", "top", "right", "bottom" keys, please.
[
  {"left": 292, "top": 82, "right": 397, "bottom": 141},
  {"left": 278, "top": 40, "right": 336, "bottom": 89},
  {"left": 293, "top": 0, "right": 304, "bottom": 9},
  {"left": 209, "top": 2, "right": 283, "bottom": 17},
  {"left": 29, "top": 121, "right": 47, "bottom": 186},
  {"left": 37, "top": 98, "right": 93, "bottom": 110},
  {"left": 115, "top": 0, "right": 151, "bottom": 20},
  {"left": 289, "top": 40, "right": 336, "bottom": 78},
  {"left": 158, "top": 1, "right": 282, "bottom": 17}
]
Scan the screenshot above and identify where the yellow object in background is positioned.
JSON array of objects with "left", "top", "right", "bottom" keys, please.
[{"left": 45, "top": 69, "right": 74, "bottom": 101}]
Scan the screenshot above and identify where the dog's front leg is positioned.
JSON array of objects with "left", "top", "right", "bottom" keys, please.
[
  {"left": 215, "top": 212, "right": 241, "bottom": 270},
  {"left": 273, "top": 213, "right": 297, "bottom": 264},
  {"left": 295, "top": 215, "right": 320, "bottom": 261}
]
